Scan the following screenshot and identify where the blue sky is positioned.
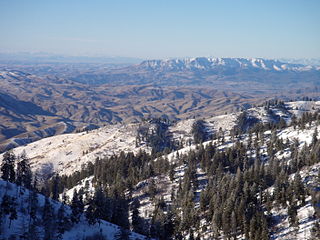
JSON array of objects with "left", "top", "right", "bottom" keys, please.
[{"left": 0, "top": 0, "right": 319, "bottom": 59}]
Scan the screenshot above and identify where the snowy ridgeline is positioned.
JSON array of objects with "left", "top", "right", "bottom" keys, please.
[
  {"left": 140, "top": 57, "right": 320, "bottom": 72},
  {"left": 2, "top": 123, "right": 152, "bottom": 177},
  {"left": 0, "top": 180, "right": 148, "bottom": 240},
  {"left": 2, "top": 101, "right": 319, "bottom": 180}
]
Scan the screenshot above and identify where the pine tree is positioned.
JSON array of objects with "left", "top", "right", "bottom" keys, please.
[
  {"left": 16, "top": 151, "right": 32, "bottom": 189},
  {"left": 71, "top": 189, "right": 84, "bottom": 224},
  {"left": 51, "top": 174, "right": 61, "bottom": 201},
  {"left": 1, "top": 151, "right": 16, "bottom": 182},
  {"left": 231, "top": 211, "right": 237, "bottom": 240},
  {"left": 93, "top": 187, "right": 108, "bottom": 222},
  {"left": 56, "top": 204, "right": 70, "bottom": 239},
  {"left": 85, "top": 201, "right": 96, "bottom": 225},
  {"left": 0, "top": 194, "right": 17, "bottom": 228},
  {"left": 312, "top": 127, "right": 318, "bottom": 146},
  {"left": 28, "top": 189, "right": 38, "bottom": 240},
  {"left": 288, "top": 199, "right": 298, "bottom": 229},
  {"left": 112, "top": 197, "right": 129, "bottom": 229},
  {"left": 293, "top": 173, "right": 305, "bottom": 205},
  {"left": 131, "top": 199, "right": 144, "bottom": 234},
  {"left": 163, "top": 209, "right": 175, "bottom": 240},
  {"left": 42, "top": 198, "right": 55, "bottom": 240}
]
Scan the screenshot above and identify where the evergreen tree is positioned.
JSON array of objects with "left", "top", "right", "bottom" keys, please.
[
  {"left": 51, "top": 174, "right": 61, "bottom": 201},
  {"left": 0, "top": 194, "right": 17, "bottom": 228},
  {"left": 28, "top": 189, "right": 39, "bottom": 240},
  {"left": 85, "top": 202, "right": 96, "bottom": 225},
  {"left": 293, "top": 173, "right": 305, "bottom": 205},
  {"left": 1, "top": 151, "right": 16, "bottom": 182},
  {"left": 112, "top": 197, "right": 129, "bottom": 229},
  {"left": 71, "top": 190, "right": 84, "bottom": 223},
  {"left": 312, "top": 127, "right": 318, "bottom": 146},
  {"left": 16, "top": 151, "right": 32, "bottom": 189},
  {"left": 93, "top": 187, "right": 108, "bottom": 222},
  {"left": 231, "top": 211, "right": 237, "bottom": 240},
  {"left": 191, "top": 120, "right": 208, "bottom": 144},
  {"left": 56, "top": 204, "right": 70, "bottom": 239},
  {"left": 131, "top": 199, "right": 144, "bottom": 235},
  {"left": 288, "top": 199, "right": 298, "bottom": 229},
  {"left": 42, "top": 198, "right": 55, "bottom": 240},
  {"left": 163, "top": 209, "right": 175, "bottom": 240}
]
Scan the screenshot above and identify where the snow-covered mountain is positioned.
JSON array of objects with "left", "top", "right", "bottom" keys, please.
[
  {"left": 279, "top": 58, "right": 320, "bottom": 67},
  {"left": 66, "top": 57, "right": 320, "bottom": 88},
  {"left": 1, "top": 100, "right": 320, "bottom": 239},
  {"left": 139, "top": 57, "right": 318, "bottom": 72}
]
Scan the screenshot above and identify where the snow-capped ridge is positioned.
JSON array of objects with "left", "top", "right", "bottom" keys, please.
[{"left": 139, "top": 57, "right": 317, "bottom": 72}]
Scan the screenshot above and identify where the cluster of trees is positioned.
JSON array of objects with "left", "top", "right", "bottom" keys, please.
[
  {"left": 0, "top": 151, "right": 71, "bottom": 239},
  {"left": 231, "top": 111, "right": 260, "bottom": 136},
  {"left": 1, "top": 151, "right": 32, "bottom": 189},
  {"left": 47, "top": 149, "right": 174, "bottom": 238},
  {"left": 136, "top": 118, "right": 177, "bottom": 154},
  {"left": 0, "top": 152, "right": 132, "bottom": 240},
  {"left": 191, "top": 120, "right": 211, "bottom": 144}
]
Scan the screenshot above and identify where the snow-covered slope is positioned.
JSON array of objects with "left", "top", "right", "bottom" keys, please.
[
  {"left": 129, "top": 121, "right": 320, "bottom": 239},
  {"left": 270, "top": 163, "right": 320, "bottom": 240},
  {"left": 0, "top": 180, "right": 148, "bottom": 240},
  {"left": 1, "top": 123, "right": 151, "bottom": 177},
  {"left": 1, "top": 100, "right": 319, "bottom": 240},
  {"left": 140, "top": 57, "right": 318, "bottom": 72},
  {"left": 2, "top": 101, "right": 319, "bottom": 179}
]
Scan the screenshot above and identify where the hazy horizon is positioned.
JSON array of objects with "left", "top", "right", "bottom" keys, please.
[{"left": 1, "top": 0, "right": 320, "bottom": 59}]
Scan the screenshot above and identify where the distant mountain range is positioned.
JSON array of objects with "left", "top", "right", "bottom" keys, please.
[
  {"left": 69, "top": 58, "right": 320, "bottom": 90},
  {"left": 279, "top": 58, "right": 320, "bottom": 66},
  {"left": 138, "top": 57, "right": 319, "bottom": 72}
]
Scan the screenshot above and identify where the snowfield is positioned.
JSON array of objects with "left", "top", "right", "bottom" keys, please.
[{"left": 1, "top": 123, "right": 151, "bottom": 177}]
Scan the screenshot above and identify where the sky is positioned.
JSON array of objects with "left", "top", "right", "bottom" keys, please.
[{"left": 0, "top": 0, "right": 319, "bottom": 59}]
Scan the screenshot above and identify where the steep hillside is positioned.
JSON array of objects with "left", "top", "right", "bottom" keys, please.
[
  {"left": 3, "top": 123, "right": 151, "bottom": 178},
  {"left": 0, "top": 180, "right": 148, "bottom": 240},
  {"left": 1, "top": 100, "right": 319, "bottom": 239}
]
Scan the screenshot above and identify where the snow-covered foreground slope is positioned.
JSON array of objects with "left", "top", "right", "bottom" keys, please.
[
  {"left": 1, "top": 123, "right": 151, "bottom": 177},
  {"left": 269, "top": 163, "right": 320, "bottom": 240},
  {"left": 0, "top": 180, "right": 149, "bottom": 240}
]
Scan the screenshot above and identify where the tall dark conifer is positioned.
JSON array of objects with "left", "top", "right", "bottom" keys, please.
[{"left": 1, "top": 151, "right": 16, "bottom": 182}]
